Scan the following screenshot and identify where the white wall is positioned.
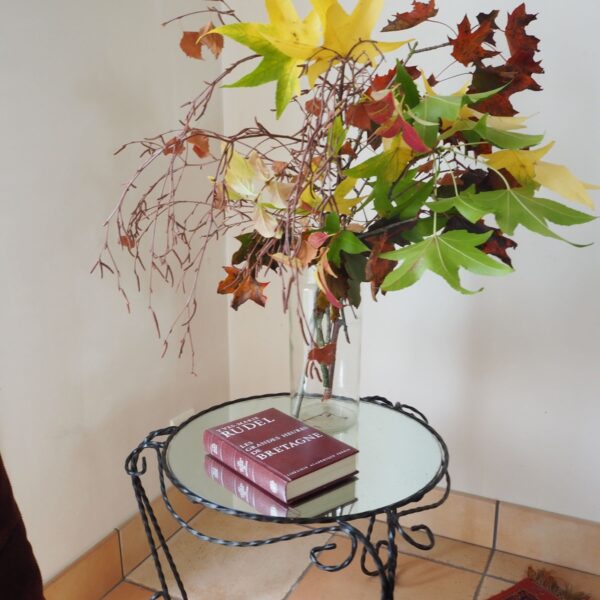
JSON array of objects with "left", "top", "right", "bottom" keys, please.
[
  {"left": 223, "top": 1, "right": 600, "bottom": 522},
  {"left": 0, "top": 0, "right": 229, "bottom": 580}
]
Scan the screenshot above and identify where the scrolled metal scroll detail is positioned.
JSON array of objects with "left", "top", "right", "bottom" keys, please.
[{"left": 310, "top": 537, "right": 358, "bottom": 572}]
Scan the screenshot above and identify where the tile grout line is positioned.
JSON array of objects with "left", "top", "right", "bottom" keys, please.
[
  {"left": 472, "top": 500, "right": 500, "bottom": 600},
  {"left": 396, "top": 548, "right": 487, "bottom": 577},
  {"left": 280, "top": 532, "right": 337, "bottom": 600}
]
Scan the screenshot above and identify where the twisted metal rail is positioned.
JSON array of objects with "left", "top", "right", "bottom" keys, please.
[{"left": 125, "top": 395, "right": 450, "bottom": 600}]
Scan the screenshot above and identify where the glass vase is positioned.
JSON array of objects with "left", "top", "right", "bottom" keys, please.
[{"left": 289, "top": 269, "right": 361, "bottom": 433}]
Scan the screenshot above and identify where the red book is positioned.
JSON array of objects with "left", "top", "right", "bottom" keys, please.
[
  {"left": 204, "top": 455, "right": 357, "bottom": 518},
  {"left": 203, "top": 408, "right": 358, "bottom": 503}
]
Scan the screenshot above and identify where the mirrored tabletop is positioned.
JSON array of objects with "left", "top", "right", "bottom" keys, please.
[{"left": 164, "top": 394, "right": 447, "bottom": 523}]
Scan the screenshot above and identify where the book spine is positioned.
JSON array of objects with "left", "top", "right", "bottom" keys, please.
[
  {"left": 205, "top": 458, "right": 287, "bottom": 518},
  {"left": 203, "top": 429, "right": 290, "bottom": 503}
]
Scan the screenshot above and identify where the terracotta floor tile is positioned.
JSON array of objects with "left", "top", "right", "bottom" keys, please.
[
  {"left": 120, "top": 487, "right": 203, "bottom": 575},
  {"left": 397, "top": 532, "right": 492, "bottom": 573},
  {"left": 44, "top": 531, "right": 122, "bottom": 600},
  {"left": 476, "top": 576, "right": 512, "bottom": 599},
  {"left": 378, "top": 487, "right": 497, "bottom": 548},
  {"left": 127, "top": 508, "right": 330, "bottom": 600},
  {"left": 489, "top": 551, "right": 600, "bottom": 597},
  {"left": 287, "top": 534, "right": 481, "bottom": 600},
  {"left": 497, "top": 503, "right": 600, "bottom": 576},
  {"left": 333, "top": 518, "right": 491, "bottom": 573},
  {"left": 103, "top": 582, "right": 155, "bottom": 599}
]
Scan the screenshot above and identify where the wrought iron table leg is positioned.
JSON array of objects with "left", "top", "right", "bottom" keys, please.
[{"left": 126, "top": 430, "right": 188, "bottom": 600}]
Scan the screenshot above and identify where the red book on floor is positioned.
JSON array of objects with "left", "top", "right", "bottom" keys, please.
[{"left": 203, "top": 407, "right": 358, "bottom": 503}]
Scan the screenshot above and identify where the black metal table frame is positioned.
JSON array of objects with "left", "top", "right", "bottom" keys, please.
[{"left": 125, "top": 394, "right": 451, "bottom": 600}]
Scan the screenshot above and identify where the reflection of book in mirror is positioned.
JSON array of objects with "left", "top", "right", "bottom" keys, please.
[{"left": 204, "top": 455, "right": 357, "bottom": 519}]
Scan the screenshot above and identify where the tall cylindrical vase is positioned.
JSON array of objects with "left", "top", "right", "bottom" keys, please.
[{"left": 289, "top": 269, "right": 361, "bottom": 433}]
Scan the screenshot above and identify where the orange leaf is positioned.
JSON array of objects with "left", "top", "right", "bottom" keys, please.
[
  {"left": 305, "top": 98, "right": 323, "bottom": 116},
  {"left": 216, "top": 266, "right": 268, "bottom": 310},
  {"left": 197, "top": 22, "right": 224, "bottom": 59},
  {"left": 187, "top": 133, "right": 210, "bottom": 158},
  {"left": 180, "top": 31, "right": 203, "bottom": 60},
  {"left": 119, "top": 234, "right": 136, "bottom": 249},
  {"left": 163, "top": 137, "right": 184, "bottom": 155},
  {"left": 217, "top": 266, "right": 241, "bottom": 294},
  {"left": 180, "top": 22, "right": 223, "bottom": 61}
]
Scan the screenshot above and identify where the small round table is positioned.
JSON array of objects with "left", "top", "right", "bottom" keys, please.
[{"left": 126, "top": 394, "right": 450, "bottom": 600}]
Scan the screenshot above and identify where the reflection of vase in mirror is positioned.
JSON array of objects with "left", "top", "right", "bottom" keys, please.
[{"left": 289, "top": 269, "right": 361, "bottom": 433}]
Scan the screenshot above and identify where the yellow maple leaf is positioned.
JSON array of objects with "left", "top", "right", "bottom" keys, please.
[
  {"left": 534, "top": 162, "right": 598, "bottom": 209},
  {"left": 482, "top": 142, "right": 554, "bottom": 184},
  {"left": 305, "top": 0, "right": 410, "bottom": 85}
]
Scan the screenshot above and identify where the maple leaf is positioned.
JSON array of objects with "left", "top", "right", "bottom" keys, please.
[
  {"left": 505, "top": 3, "right": 539, "bottom": 59},
  {"left": 180, "top": 22, "right": 224, "bottom": 60},
  {"left": 449, "top": 14, "right": 499, "bottom": 66},
  {"left": 344, "top": 137, "right": 414, "bottom": 182},
  {"left": 381, "top": 230, "right": 512, "bottom": 294},
  {"left": 365, "top": 233, "right": 397, "bottom": 299},
  {"left": 306, "top": 0, "right": 410, "bottom": 86},
  {"left": 346, "top": 103, "right": 372, "bottom": 130},
  {"left": 224, "top": 150, "right": 293, "bottom": 237},
  {"left": 217, "top": 266, "right": 269, "bottom": 310},
  {"left": 469, "top": 5, "right": 543, "bottom": 116},
  {"left": 439, "top": 186, "right": 595, "bottom": 244},
  {"left": 215, "top": 1, "right": 321, "bottom": 117},
  {"left": 534, "top": 162, "right": 599, "bottom": 209},
  {"left": 444, "top": 214, "right": 517, "bottom": 267},
  {"left": 382, "top": 0, "right": 438, "bottom": 32},
  {"left": 482, "top": 142, "right": 553, "bottom": 184}
]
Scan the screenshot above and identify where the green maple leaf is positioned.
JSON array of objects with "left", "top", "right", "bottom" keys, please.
[
  {"left": 433, "top": 186, "right": 595, "bottom": 245},
  {"left": 381, "top": 230, "right": 512, "bottom": 294}
]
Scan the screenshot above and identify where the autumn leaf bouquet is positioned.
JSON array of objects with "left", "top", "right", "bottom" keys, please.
[{"left": 98, "top": 0, "right": 596, "bottom": 408}]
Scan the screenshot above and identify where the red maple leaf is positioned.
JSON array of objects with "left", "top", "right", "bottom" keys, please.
[
  {"left": 449, "top": 14, "right": 499, "bottom": 66},
  {"left": 469, "top": 5, "right": 543, "bottom": 116},
  {"left": 370, "top": 68, "right": 397, "bottom": 92},
  {"left": 346, "top": 103, "right": 372, "bottom": 130},
  {"left": 505, "top": 3, "right": 540, "bottom": 58},
  {"left": 382, "top": 0, "right": 438, "bottom": 32}
]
